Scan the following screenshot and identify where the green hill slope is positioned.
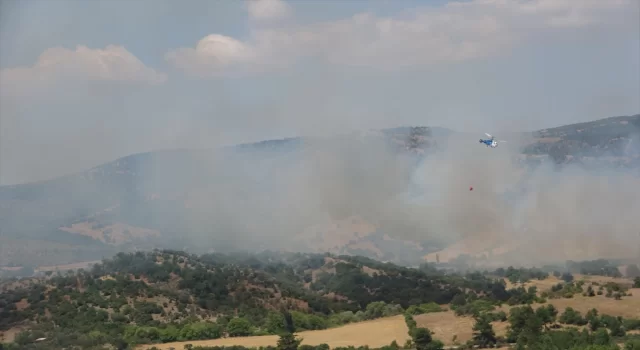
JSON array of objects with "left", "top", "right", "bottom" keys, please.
[{"left": 0, "top": 250, "right": 513, "bottom": 349}]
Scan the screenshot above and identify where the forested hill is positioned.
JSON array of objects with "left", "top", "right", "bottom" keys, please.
[{"left": 0, "top": 250, "right": 514, "bottom": 349}]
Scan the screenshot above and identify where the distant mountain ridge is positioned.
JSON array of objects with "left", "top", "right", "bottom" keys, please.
[{"left": 0, "top": 114, "right": 638, "bottom": 272}]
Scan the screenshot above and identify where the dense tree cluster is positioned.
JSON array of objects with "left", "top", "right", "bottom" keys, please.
[
  {"left": 491, "top": 266, "right": 547, "bottom": 284},
  {"left": 457, "top": 302, "right": 640, "bottom": 350},
  {"left": 566, "top": 259, "right": 623, "bottom": 278}
]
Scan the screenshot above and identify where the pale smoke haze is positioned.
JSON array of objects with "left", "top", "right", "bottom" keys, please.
[
  {"left": 0, "top": 0, "right": 638, "bottom": 185},
  {"left": 0, "top": 0, "right": 638, "bottom": 267},
  {"left": 118, "top": 124, "right": 640, "bottom": 267}
]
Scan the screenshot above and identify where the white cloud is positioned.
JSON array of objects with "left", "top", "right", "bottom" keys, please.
[
  {"left": 1, "top": 45, "right": 167, "bottom": 97},
  {"left": 167, "top": 0, "right": 635, "bottom": 76},
  {"left": 165, "top": 34, "right": 260, "bottom": 77},
  {"left": 246, "top": 0, "right": 292, "bottom": 21}
]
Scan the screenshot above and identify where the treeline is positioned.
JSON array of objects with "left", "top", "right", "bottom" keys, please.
[
  {"left": 141, "top": 304, "right": 640, "bottom": 350},
  {"left": 566, "top": 259, "right": 624, "bottom": 277},
  {"left": 443, "top": 258, "right": 635, "bottom": 282},
  {"left": 543, "top": 280, "right": 632, "bottom": 300},
  {"left": 403, "top": 313, "right": 445, "bottom": 350},
  {"left": 121, "top": 301, "right": 405, "bottom": 345},
  {"left": 456, "top": 302, "right": 640, "bottom": 349},
  {"left": 490, "top": 266, "right": 547, "bottom": 283},
  {"left": 0, "top": 250, "right": 514, "bottom": 349}
]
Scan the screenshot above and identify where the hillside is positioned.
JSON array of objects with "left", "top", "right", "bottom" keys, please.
[
  {"left": 0, "top": 114, "right": 639, "bottom": 272},
  {"left": 2, "top": 250, "right": 640, "bottom": 350},
  {"left": 524, "top": 115, "right": 640, "bottom": 165},
  {"left": 0, "top": 249, "right": 512, "bottom": 349}
]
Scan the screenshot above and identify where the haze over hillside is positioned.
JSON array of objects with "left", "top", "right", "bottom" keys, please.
[
  {"left": 1, "top": 115, "right": 639, "bottom": 274},
  {"left": 2, "top": 0, "right": 639, "bottom": 279},
  {"left": 3, "top": 2, "right": 640, "bottom": 350}
]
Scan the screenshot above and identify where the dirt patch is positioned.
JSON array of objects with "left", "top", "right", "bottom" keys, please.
[
  {"left": 15, "top": 298, "right": 29, "bottom": 311},
  {"left": 0, "top": 327, "right": 25, "bottom": 343},
  {"left": 137, "top": 315, "right": 410, "bottom": 350},
  {"left": 362, "top": 265, "right": 383, "bottom": 277}
]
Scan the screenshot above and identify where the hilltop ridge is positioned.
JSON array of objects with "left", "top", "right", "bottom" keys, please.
[{"left": 0, "top": 114, "right": 639, "bottom": 273}]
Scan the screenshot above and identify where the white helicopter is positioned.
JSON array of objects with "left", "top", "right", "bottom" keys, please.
[{"left": 479, "top": 133, "right": 507, "bottom": 148}]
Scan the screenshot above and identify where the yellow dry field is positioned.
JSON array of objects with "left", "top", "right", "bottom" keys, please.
[
  {"left": 573, "top": 274, "right": 635, "bottom": 287},
  {"left": 413, "top": 291, "right": 640, "bottom": 346},
  {"left": 542, "top": 289, "right": 640, "bottom": 318},
  {"left": 137, "top": 315, "right": 411, "bottom": 350},
  {"left": 503, "top": 274, "right": 640, "bottom": 318},
  {"left": 503, "top": 273, "right": 633, "bottom": 291},
  {"left": 504, "top": 275, "right": 563, "bottom": 291},
  {"left": 493, "top": 289, "right": 640, "bottom": 319},
  {"left": 139, "top": 278, "right": 639, "bottom": 350},
  {"left": 414, "top": 311, "right": 509, "bottom": 346}
]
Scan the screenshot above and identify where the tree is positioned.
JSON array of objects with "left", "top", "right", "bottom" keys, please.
[
  {"left": 413, "top": 327, "right": 432, "bottom": 347},
  {"left": 634, "top": 277, "right": 640, "bottom": 288},
  {"left": 517, "top": 313, "right": 543, "bottom": 346},
  {"left": 282, "top": 309, "right": 295, "bottom": 333},
  {"left": 365, "top": 301, "right": 386, "bottom": 319},
  {"left": 413, "top": 327, "right": 444, "bottom": 350},
  {"left": 426, "top": 340, "right": 445, "bottom": 350},
  {"left": 624, "top": 338, "right": 640, "bottom": 350},
  {"left": 561, "top": 272, "right": 574, "bottom": 283},
  {"left": 450, "top": 294, "right": 467, "bottom": 307},
  {"left": 507, "top": 306, "right": 535, "bottom": 342},
  {"left": 472, "top": 315, "right": 497, "bottom": 348},
  {"left": 265, "top": 312, "right": 286, "bottom": 334},
  {"left": 276, "top": 332, "right": 303, "bottom": 350},
  {"left": 226, "top": 317, "right": 252, "bottom": 337},
  {"left": 535, "top": 304, "right": 558, "bottom": 329},
  {"left": 587, "top": 309, "right": 607, "bottom": 333},
  {"left": 592, "top": 328, "right": 611, "bottom": 346},
  {"left": 559, "top": 307, "right": 586, "bottom": 325},
  {"left": 277, "top": 310, "right": 303, "bottom": 350}
]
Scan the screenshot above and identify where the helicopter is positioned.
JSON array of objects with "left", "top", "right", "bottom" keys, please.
[{"left": 479, "top": 133, "right": 506, "bottom": 148}]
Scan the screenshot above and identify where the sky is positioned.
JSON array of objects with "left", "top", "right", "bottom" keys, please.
[{"left": 0, "top": 0, "right": 638, "bottom": 185}]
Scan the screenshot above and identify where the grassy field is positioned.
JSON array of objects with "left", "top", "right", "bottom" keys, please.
[
  {"left": 414, "top": 311, "right": 510, "bottom": 346},
  {"left": 137, "top": 310, "right": 515, "bottom": 350},
  {"left": 138, "top": 286, "right": 640, "bottom": 350},
  {"left": 504, "top": 274, "right": 563, "bottom": 290},
  {"left": 527, "top": 287, "right": 640, "bottom": 319},
  {"left": 503, "top": 275, "right": 640, "bottom": 318},
  {"left": 137, "top": 315, "right": 411, "bottom": 350}
]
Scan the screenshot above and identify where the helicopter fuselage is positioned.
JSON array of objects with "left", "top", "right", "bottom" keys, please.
[{"left": 479, "top": 139, "right": 498, "bottom": 148}]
